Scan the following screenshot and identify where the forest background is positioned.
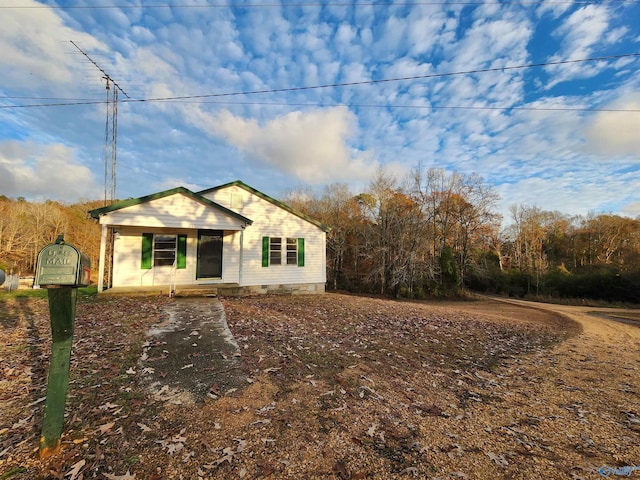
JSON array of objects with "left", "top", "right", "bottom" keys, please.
[{"left": 1, "top": 166, "right": 638, "bottom": 304}]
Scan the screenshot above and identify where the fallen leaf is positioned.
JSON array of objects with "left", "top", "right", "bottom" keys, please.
[
  {"left": 97, "top": 422, "right": 115, "bottom": 435},
  {"left": 64, "top": 459, "right": 85, "bottom": 480},
  {"left": 367, "top": 424, "right": 377, "bottom": 437},
  {"left": 137, "top": 423, "right": 152, "bottom": 432}
]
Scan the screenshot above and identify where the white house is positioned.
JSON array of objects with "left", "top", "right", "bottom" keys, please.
[{"left": 89, "top": 180, "right": 328, "bottom": 295}]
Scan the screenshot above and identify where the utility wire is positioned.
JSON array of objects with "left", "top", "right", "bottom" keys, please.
[
  {"left": 1, "top": 52, "right": 639, "bottom": 111},
  {"left": 133, "top": 52, "right": 640, "bottom": 102},
  {"left": 140, "top": 100, "right": 640, "bottom": 112},
  {"left": 3, "top": 0, "right": 639, "bottom": 7}
]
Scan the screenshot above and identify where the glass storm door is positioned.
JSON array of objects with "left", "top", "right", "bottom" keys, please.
[{"left": 197, "top": 230, "right": 223, "bottom": 278}]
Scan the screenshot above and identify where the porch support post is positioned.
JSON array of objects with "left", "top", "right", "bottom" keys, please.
[
  {"left": 98, "top": 223, "right": 107, "bottom": 292},
  {"left": 238, "top": 225, "right": 244, "bottom": 286}
]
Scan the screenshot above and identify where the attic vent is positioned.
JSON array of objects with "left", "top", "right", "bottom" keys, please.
[{"left": 231, "top": 193, "right": 244, "bottom": 209}]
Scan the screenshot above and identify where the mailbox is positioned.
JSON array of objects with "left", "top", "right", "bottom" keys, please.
[{"left": 36, "top": 239, "right": 91, "bottom": 288}]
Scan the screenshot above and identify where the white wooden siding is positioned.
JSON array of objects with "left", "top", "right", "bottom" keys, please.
[
  {"left": 99, "top": 193, "right": 246, "bottom": 230},
  {"left": 112, "top": 227, "right": 241, "bottom": 287},
  {"left": 202, "top": 185, "right": 327, "bottom": 287}
]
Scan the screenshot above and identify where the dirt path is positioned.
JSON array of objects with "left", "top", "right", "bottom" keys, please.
[
  {"left": 462, "top": 298, "right": 640, "bottom": 478},
  {"left": 139, "top": 297, "right": 247, "bottom": 404}
]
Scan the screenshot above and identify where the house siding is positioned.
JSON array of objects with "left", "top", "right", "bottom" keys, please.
[
  {"left": 112, "top": 227, "right": 242, "bottom": 288},
  {"left": 98, "top": 193, "right": 247, "bottom": 230},
  {"left": 201, "top": 185, "right": 327, "bottom": 288}
]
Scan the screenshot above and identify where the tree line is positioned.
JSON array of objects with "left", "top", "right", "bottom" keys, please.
[
  {"left": 1, "top": 168, "right": 638, "bottom": 303},
  {"left": 0, "top": 196, "right": 102, "bottom": 277},
  {"left": 285, "top": 167, "right": 640, "bottom": 304}
]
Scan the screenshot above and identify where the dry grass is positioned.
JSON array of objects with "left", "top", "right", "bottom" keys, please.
[{"left": 2, "top": 292, "right": 638, "bottom": 480}]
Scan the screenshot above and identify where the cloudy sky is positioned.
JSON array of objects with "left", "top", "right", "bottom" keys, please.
[{"left": 1, "top": 0, "right": 639, "bottom": 220}]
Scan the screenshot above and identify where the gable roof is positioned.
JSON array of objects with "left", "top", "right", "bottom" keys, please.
[
  {"left": 88, "top": 186, "right": 253, "bottom": 225},
  {"left": 197, "top": 180, "right": 330, "bottom": 232}
]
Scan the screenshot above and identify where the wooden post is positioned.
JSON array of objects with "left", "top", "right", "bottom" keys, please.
[{"left": 39, "top": 287, "right": 77, "bottom": 459}]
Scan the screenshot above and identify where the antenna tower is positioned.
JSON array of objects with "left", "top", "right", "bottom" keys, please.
[{"left": 70, "top": 41, "right": 128, "bottom": 206}]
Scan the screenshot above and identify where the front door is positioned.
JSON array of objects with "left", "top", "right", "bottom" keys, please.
[{"left": 197, "top": 230, "right": 223, "bottom": 278}]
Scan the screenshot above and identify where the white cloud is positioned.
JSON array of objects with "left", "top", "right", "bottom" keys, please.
[
  {"left": 0, "top": 0, "right": 105, "bottom": 92},
  {"left": 187, "top": 106, "right": 378, "bottom": 184},
  {"left": 0, "top": 141, "right": 99, "bottom": 200},
  {"left": 544, "top": 5, "right": 623, "bottom": 88},
  {"left": 556, "top": 5, "right": 610, "bottom": 58},
  {"left": 621, "top": 202, "right": 640, "bottom": 218},
  {"left": 587, "top": 94, "right": 640, "bottom": 155},
  {"left": 0, "top": 1, "right": 638, "bottom": 219},
  {"left": 536, "top": 0, "right": 573, "bottom": 19}
]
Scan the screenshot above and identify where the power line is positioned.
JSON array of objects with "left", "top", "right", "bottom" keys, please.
[
  {"left": 3, "top": 98, "right": 637, "bottom": 113},
  {"left": 1, "top": 52, "right": 638, "bottom": 111},
  {"left": 3, "top": 0, "right": 639, "bottom": 7},
  {"left": 133, "top": 52, "right": 640, "bottom": 102},
  {"left": 141, "top": 100, "right": 640, "bottom": 112}
]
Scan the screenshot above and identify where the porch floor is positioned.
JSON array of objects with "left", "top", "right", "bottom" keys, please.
[{"left": 99, "top": 283, "right": 241, "bottom": 297}]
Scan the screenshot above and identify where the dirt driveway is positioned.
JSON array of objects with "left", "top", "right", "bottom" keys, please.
[{"left": 467, "top": 297, "right": 640, "bottom": 478}]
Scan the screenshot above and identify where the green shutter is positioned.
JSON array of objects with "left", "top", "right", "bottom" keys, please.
[
  {"left": 177, "top": 234, "right": 187, "bottom": 269},
  {"left": 141, "top": 233, "right": 153, "bottom": 270},
  {"left": 297, "top": 238, "right": 305, "bottom": 267},
  {"left": 262, "top": 236, "right": 269, "bottom": 267}
]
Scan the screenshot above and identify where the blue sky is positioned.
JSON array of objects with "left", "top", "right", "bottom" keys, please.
[{"left": 1, "top": 0, "right": 639, "bottom": 221}]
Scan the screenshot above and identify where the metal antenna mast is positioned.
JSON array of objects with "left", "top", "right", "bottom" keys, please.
[{"left": 70, "top": 41, "right": 128, "bottom": 206}]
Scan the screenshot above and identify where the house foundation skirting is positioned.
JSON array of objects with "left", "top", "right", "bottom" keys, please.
[{"left": 99, "top": 282, "right": 326, "bottom": 297}]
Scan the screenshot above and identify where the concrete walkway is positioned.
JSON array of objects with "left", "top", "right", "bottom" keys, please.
[{"left": 138, "top": 297, "right": 247, "bottom": 404}]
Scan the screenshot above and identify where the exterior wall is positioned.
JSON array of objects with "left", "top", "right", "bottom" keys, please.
[
  {"left": 112, "top": 226, "right": 241, "bottom": 287},
  {"left": 202, "top": 185, "right": 327, "bottom": 288},
  {"left": 100, "top": 185, "right": 326, "bottom": 293},
  {"left": 99, "top": 192, "right": 247, "bottom": 230}
]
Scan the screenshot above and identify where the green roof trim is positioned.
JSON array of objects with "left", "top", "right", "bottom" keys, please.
[
  {"left": 198, "top": 180, "right": 331, "bottom": 232},
  {"left": 88, "top": 186, "right": 253, "bottom": 225}
]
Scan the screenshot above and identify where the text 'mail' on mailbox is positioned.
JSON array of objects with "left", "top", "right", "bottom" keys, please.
[{"left": 36, "top": 238, "right": 91, "bottom": 288}]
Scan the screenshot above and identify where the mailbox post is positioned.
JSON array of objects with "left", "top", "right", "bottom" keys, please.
[{"left": 35, "top": 235, "right": 90, "bottom": 458}]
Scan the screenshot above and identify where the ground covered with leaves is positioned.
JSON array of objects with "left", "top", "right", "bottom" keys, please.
[{"left": 1, "top": 292, "right": 639, "bottom": 479}]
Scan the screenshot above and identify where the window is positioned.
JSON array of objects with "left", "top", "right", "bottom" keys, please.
[
  {"left": 286, "top": 238, "right": 297, "bottom": 265},
  {"left": 269, "top": 237, "right": 282, "bottom": 265},
  {"left": 154, "top": 234, "right": 177, "bottom": 266},
  {"left": 262, "top": 236, "right": 304, "bottom": 267},
  {"left": 141, "top": 233, "right": 187, "bottom": 269}
]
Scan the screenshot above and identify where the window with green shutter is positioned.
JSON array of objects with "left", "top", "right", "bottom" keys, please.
[
  {"left": 141, "top": 233, "right": 153, "bottom": 269},
  {"left": 177, "top": 234, "right": 187, "bottom": 269},
  {"left": 270, "top": 237, "right": 282, "bottom": 265},
  {"left": 262, "top": 236, "right": 269, "bottom": 267},
  {"left": 262, "top": 236, "right": 305, "bottom": 266},
  {"left": 297, "top": 238, "right": 305, "bottom": 267},
  {"left": 286, "top": 238, "right": 297, "bottom": 265},
  {"left": 142, "top": 233, "right": 186, "bottom": 269}
]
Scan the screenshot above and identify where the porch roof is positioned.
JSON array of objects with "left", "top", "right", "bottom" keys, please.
[{"left": 88, "top": 186, "right": 253, "bottom": 226}]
